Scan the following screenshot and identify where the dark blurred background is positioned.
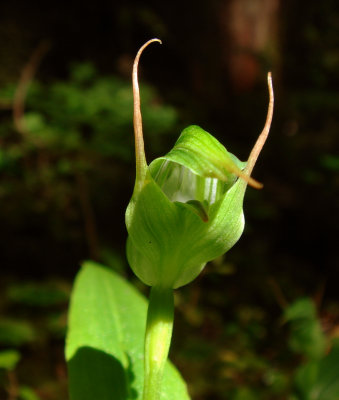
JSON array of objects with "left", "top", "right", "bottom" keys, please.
[{"left": 0, "top": 0, "right": 338, "bottom": 399}]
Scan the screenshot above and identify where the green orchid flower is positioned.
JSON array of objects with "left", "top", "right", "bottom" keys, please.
[
  {"left": 125, "top": 39, "right": 274, "bottom": 400},
  {"left": 125, "top": 39, "right": 274, "bottom": 290}
]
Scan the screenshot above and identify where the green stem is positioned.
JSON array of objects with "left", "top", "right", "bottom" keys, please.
[{"left": 143, "top": 286, "right": 174, "bottom": 400}]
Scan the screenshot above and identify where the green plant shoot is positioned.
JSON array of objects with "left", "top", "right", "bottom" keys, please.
[{"left": 125, "top": 39, "right": 274, "bottom": 400}]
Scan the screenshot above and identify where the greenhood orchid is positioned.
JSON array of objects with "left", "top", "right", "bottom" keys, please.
[
  {"left": 125, "top": 39, "right": 274, "bottom": 400},
  {"left": 125, "top": 39, "right": 274, "bottom": 290}
]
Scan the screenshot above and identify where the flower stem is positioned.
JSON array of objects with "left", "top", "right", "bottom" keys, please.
[{"left": 143, "top": 286, "right": 174, "bottom": 400}]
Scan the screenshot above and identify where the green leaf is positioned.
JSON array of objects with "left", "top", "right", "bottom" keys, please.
[
  {"left": 232, "top": 387, "right": 258, "bottom": 400},
  {"left": 0, "top": 349, "right": 21, "bottom": 371},
  {"left": 285, "top": 298, "right": 317, "bottom": 320},
  {"left": 293, "top": 342, "right": 339, "bottom": 400},
  {"left": 284, "top": 298, "right": 326, "bottom": 360},
  {"left": 66, "top": 261, "right": 190, "bottom": 400},
  {"left": 7, "top": 282, "right": 69, "bottom": 307},
  {"left": 19, "top": 386, "right": 41, "bottom": 400},
  {"left": 294, "top": 361, "right": 319, "bottom": 399},
  {"left": 0, "top": 319, "right": 36, "bottom": 346},
  {"left": 314, "top": 341, "right": 339, "bottom": 399}
]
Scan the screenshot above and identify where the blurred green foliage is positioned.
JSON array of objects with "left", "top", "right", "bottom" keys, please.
[
  {"left": 0, "top": 319, "right": 36, "bottom": 347},
  {"left": 0, "top": 62, "right": 178, "bottom": 266},
  {"left": 0, "top": 61, "right": 177, "bottom": 162},
  {"left": 2, "top": 270, "right": 339, "bottom": 400},
  {"left": 7, "top": 282, "right": 69, "bottom": 308},
  {"left": 0, "top": 61, "right": 177, "bottom": 187},
  {"left": 0, "top": 278, "right": 69, "bottom": 399},
  {"left": 284, "top": 298, "right": 326, "bottom": 360},
  {"left": 284, "top": 299, "right": 339, "bottom": 400},
  {"left": 19, "top": 386, "right": 41, "bottom": 400},
  {"left": 172, "top": 276, "right": 339, "bottom": 400},
  {"left": 0, "top": 349, "right": 21, "bottom": 371}
]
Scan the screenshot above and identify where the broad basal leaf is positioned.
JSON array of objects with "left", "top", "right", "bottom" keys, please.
[{"left": 66, "top": 261, "right": 190, "bottom": 400}]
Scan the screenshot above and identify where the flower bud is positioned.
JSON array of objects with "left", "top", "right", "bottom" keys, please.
[{"left": 125, "top": 39, "right": 274, "bottom": 289}]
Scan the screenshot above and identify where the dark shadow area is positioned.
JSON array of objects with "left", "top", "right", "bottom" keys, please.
[{"left": 68, "top": 346, "right": 137, "bottom": 400}]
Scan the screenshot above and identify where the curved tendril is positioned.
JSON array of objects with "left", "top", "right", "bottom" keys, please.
[
  {"left": 132, "top": 39, "right": 162, "bottom": 189},
  {"left": 244, "top": 72, "right": 274, "bottom": 188}
]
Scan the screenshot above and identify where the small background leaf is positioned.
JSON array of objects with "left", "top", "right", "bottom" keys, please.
[
  {"left": 284, "top": 298, "right": 326, "bottom": 360},
  {"left": 0, "top": 319, "right": 36, "bottom": 346},
  {"left": 19, "top": 386, "right": 41, "bottom": 400},
  {"left": 293, "top": 342, "right": 339, "bottom": 400},
  {"left": 66, "top": 261, "right": 190, "bottom": 400},
  {"left": 0, "top": 349, "right": 21, "bottom": 371}
]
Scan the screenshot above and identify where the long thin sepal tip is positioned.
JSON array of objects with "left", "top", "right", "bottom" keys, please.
[
  {"left": 245, "top": 71, "right": 274, "bottom": 187},
  {"left": 132, "top": 39, "right": 162, "bottom": 189}
]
